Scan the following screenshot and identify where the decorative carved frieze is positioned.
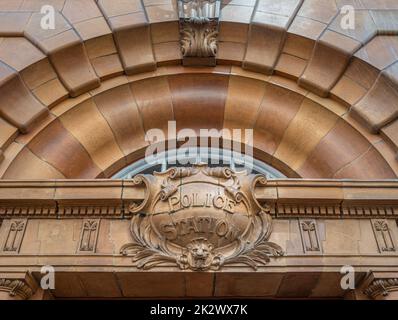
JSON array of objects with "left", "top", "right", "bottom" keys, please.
[
  {"left": 276, "top": 204, "right": 398, "bottom": 218},
  {"left": 299, "top": 219, "right": 322, "bottom": 253},
  {"left": 0, "top": 278, "right": 34, "bottom": 300},
  {"left": 0, "top": 180, "right": 398, "bottom": 219},
  {"left": 364, "top": 278, "right": 398, "bottom": 299},
  {"left": 371, "top": 219, "right": 396, "bottom": 253},
  {"left": 2, "top": 219, "right": 27, "bottom": 253},
  {"left": 58, "top": 205, "right": 122, "bottom": 217},
  {"left": 121, "top": 165, "right": 284, "bottom": 271},
  {"left": 343, "top": 205, "right": 398, "bottom": 216},
  {"left": 277, "top": 204, "right": 341, "bottom": 217},
  {"left": 0, "top": 206, "right": 56, "bottom": 216},
  {"left": 78, "top": 219, "right": 100, "bottom": 253}
]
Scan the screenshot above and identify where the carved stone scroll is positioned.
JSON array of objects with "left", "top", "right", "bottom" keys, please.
[{"left": 121, "top": 165, "right": 284, "bottom": 271}]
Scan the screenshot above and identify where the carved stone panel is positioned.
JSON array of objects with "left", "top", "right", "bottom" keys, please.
[
  {"left": 299, "top": 219, "right": 322, "bottom": 254},
  {"left": 78, "top": 219, "right": 100, "bottom": 253},
  {"left": 2, "top": 219, "right": 27, "bottom": 253},
  {"left": 121, "top": 165, "right": 284, "bottom": 271},
  {"left": 371, "top": 219, "right": 396, "bottom": 253}
]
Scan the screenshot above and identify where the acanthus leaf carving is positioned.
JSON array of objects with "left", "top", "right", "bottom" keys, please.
[
  {"left": 0, "top": 278, "right": 34, "bottom": 300},
  {"left": 178, "top": 0, "right": 220, "bottom": 63},
  {"left": 180, "top": 21, "right": 218, "bottom": 58},
  {"left": 364, "top": 278, "right": 398, "bottom": 299}
]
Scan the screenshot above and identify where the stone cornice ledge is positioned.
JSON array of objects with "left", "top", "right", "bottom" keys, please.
[{"left": 0, "top": 179, "right": 397, "bottom": 218}]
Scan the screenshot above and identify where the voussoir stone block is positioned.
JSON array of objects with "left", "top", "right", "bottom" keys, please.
[
  {"left": 144, "top": 1, "right": 179, "bottom": 23},
  {"left": 274, "top": 98, "right": 339, "bottom": 171},
  {"left": 339, "top": 57, "right": 380, "bottom": 102},
  {"left": 130, "top": 76, "right": 174, "bottom": 133},
  {"left": 297, "top": 119, "right": 371, "bottom": 178},
  {"left": 355, "top": 36, "right": 398, "bottom": 72},
  {"left": 168, "top": 73, "right": 229, "bottom": 132},
  {"left": 297, "top": 0, "right": 338, "bottom": 24},
  {"left": 334, "top": 147, "right": 396, "bottom": 179},
  {"left": 0, "top": 37, "right": 45, "bottom": 72},
  {"left": 328, "top": 10, "right": 377, "bottom": 44},
  {"left": 351, "top": 73, "right": 398, "bottom": 133},
  {"left": 150, "top": 18, "right": 180, "bottom": 65},
  {"left": 0, "top": 62, "right": 48, "bottom": 133},
  {"left": 253, "top": 83, "right": 304, "bottom": 156},
  {"left": 384, "top": 60, "right": 398, "bottom": 88},
  {"left": 370, "top": 10, "right": 398, "bottom": 34},
  {"left": 24, "top": 12, "right": 100, "bottom": 97},
  {"left": 218, "top": 3, "right": 255, "bottom": 64},
  {"left": 58, "top": 98, "right": 126, "bottom": 176},
  {"left": 0, "top": 117, "right": 18, "bottom": 151},
  {"left": 50, "top": 43, "right": 100, "bottom": 97},
  {"left": 98, "top": 0, "right": 156, "bottom": 75},
  {"left": 62, "top": 0, "right": 103, "bottom": 25},
  {"left": 243, "top": 0, "right": 303, "bottom": 75},
  {"left": 0, "top": 12, "right": 31, "bottom": 36},
  {"left": 381, "top": 119, "right": 398, "bottom": 157},
  {"left": 224, "top": 75, "right": 267, "bottom": 129},
  {"left": 93, "top": 84, "right": 148, "bottom": 162},
  {"left": 2, "top": 147, "right": 65, "bottom": 179},
  {"left": 28, "top": 119, "right": 103, "bottom": 179},
  {"left": 20, "top": 0, "right": 65, "bottom": 11},
  {"left": 220, "top": 3, "right": 255, "bottom": 25},
  {"left": 243, "top": 22, "right": 285, "bottom": 74},
  {"left": 285, "top": 17, "right": 326, "bottom": 60},
  {"left": 299, "top": 30, "right": 361, "bottom": 97}
]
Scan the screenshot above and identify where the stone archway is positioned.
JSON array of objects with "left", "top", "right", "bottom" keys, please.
[{"left": 0, "top": 0, "right": 398, "bottom": 300}]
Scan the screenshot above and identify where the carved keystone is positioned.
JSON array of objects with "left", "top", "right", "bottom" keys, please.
[{"left": 178, "top": 0, "right": 220, "bottom": 66}]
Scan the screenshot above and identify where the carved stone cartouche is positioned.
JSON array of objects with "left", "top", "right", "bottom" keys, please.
[{"left": 121, "top": 165, "right": 284, "bottom": 271}]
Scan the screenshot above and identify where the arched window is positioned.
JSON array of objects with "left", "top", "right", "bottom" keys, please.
[{"left": 113, "top": 148, "right": 285, "bottom": 179}]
